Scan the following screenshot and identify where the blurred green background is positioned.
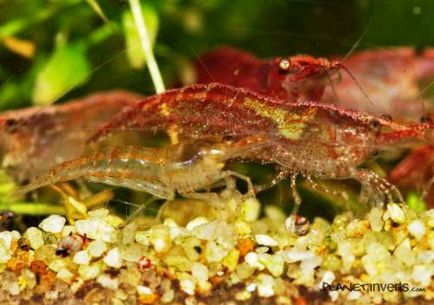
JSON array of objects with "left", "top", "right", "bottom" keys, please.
[{"left": 1, "top": 0, "right": 433, "bottom": 111}]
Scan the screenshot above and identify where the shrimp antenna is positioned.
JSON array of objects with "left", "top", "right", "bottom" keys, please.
[
  {"left": 327, "top": 14, "right": 375, "bottom": 111},
  {"left": 327, "top": 73, "right": 341, "bottom": 105},
  {"left": 338, "top": 63, "right": 376, "bottom": 112},
  {"left": 190, "top": 44, "right": 216, "bottom": 83},
  {"left": 342, "top": 13, "right": 373, "bottom": 61},
  {"left": 414, "top": 76, "right": 434, "bottom": 116}
]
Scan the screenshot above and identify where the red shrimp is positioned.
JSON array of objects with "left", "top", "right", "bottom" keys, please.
[
  {"left": 320, "top": 48, "right": 434, "bottom": 204},
  {"left": 195, "top": 47, "right": 434, "bottom": 203},
  {"left": 0, "top": 90, "right": 142, "bottom": 182},
  {"left": 389, "top": 115, "right": 434, "bottom": 206},
  {"left": 322, "top": 47, "right": 434, "bottom": 119},
  {"left": 194, "top": 46, "right": 340, "bottom": 102},
  {"left": 89, "top": 83, "right": 434, "bottom": 212}
]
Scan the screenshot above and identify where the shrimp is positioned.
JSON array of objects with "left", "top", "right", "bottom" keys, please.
[
  {"left": 196, "top": 47, "right": 434, "bottom": 203},
  {"left": 0, "top": 90, "right": 142, "bottom": 182},
  {"left": 389, "top": 144, "right": 434, "bottom": 206},
  {"left": 322, "top": 47, "right": 434, "bottom": 119},
  {"left": 89, "top": 83, "right": 434, "bottom": 212},
  {"left": 389, "top": 115, "right": 434, "bottom": 206},
  {"left": 319, "top": 48, "right": 434, "bottom": 204},
  {"left": 195, "top": 47, "right": 434, "bottom": 119},
  {"left": 194, "top": 46, "right": 340, "bottom": 102},
  {"left": 16, "top": 137, "right": 267, "bottom": 202}
]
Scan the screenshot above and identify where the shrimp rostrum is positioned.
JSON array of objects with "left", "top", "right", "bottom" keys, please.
[
  {"left": 90, "top": 83, "right": 434, "bottom": 211},
  {"left": 16, "top": 137, "right": 266, "bottom": 203}
]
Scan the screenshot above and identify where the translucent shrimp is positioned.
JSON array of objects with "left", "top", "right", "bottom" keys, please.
[{"left": 16, "top": 137, "right": 266, "bottom": 202}]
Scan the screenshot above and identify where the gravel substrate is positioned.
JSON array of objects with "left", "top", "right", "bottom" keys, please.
[{"left": 0, "top": 195, "right": 432, "bottom": 305}]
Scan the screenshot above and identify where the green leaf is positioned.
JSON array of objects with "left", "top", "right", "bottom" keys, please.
[
  {"left": 32, "top": 43, "right": 90, "bottom": 105},
  {"left": 122, "top": 4, "right": 159, "bottom": 69}
]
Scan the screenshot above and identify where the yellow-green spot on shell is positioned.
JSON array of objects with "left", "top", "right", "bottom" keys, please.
[{"left": 243, "top": 98, "right": 316, "bottom": 140}]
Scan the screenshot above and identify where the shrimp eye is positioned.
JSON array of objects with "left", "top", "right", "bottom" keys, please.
[
  {"left": 369, "top": 119, "right": 381, "bottom": 132},
  {"left": 420, "top": 115, "right": 432, "bottom": 124},
  {"left": 278, "top": 58, "right": 291, "bottom": 74}
]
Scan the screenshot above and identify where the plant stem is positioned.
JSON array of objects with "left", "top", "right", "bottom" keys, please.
[
  {"left": 128, "top": 0, "right": 165, "bottom": 93},
  {"left": 0, "top": 201, "right": 65, "bottom": 216}
]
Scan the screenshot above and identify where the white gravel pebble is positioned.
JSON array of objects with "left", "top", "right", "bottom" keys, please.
[
  {"left": 150, "top": 227, "right": 172, "bottom": 253},
  {"left": 191, "top": 262, "right": 209, "bottom": 282},
  {"left": 255, "top": 234, "right": 278, "bottom": 247},
  {"left": 75, "top": 218, "right": 118, "bottom": 243},
  {"left": 4, "top": 279, "right": 19, "bottom": 295},
  {"left": 245, "top": 252, "right": 265, "bottom": 270},
  {"left": 412, "top": 265, "right": 432, "bottom": 287},
  {"left": 318, "top": 271, "right": 336, "bottom": 290},
  {"left": 56, "top": 268, "right": 74, "bottom": 283},
  {"left": 255, "top": 273, "right": 275, "bottom": 297},
  {"left": 135, "top": 231, "right": 150, "bottom": 246},
  {"left": 347, "top": 290, "right": 362, "bottom": 300},
  {"left": 78, "top": 264, "right": 101, "bottom": 280},
  {"left": 386, "top": 203, "right": 405, "bottom": 224},
  {"left": 48, "top": 259, "right": 66, "bottom": 272},
  {"left": 258, "top": 253, "right": 284, "bottom": 277},
  {"left": 73, "top": 250, "right": 91, "bottom": 265},
  {"left": 39, "top": 215, "right": 66, "bottom": 233},
  {"left": 337, "top": 240, "right": 355, "bottom": 272},
  {"left": 204, "top": 240, "right": 228, "bottom": 263},
  {"left": 87, "top": 239, "right": 107, "bottom": 257},
  {"left": 137, "top": 285, "right": 153, "bottom": 295},
  {"left": 23, "top": 227, "right": 44, "bottom": 250},
  {"left": 0, "top": 243, "right": 11, "bottom": 263},
  {"left": 0, "top": 231, "right": 14, "bottom": 248},
  {"left": 61, "top": 225, "right": 76, "bottom": 237},
  {"left": 103, "top": 247, "right": 123, "bottom": 268},
  {"left": 394, "top": 238, "right": 415, "bottom": 266},
  {"left": 408, "top": 220, "right": 426, "bottom": 241},
  {"left": 246, "top": 283, "right": 256, "bottom": 292},
  {"left": 280, "top": 249, "right": 315, "bottom": 263},
  {"left": 97, "top": 274, "right": 119, "bottom": 290},
  {"left": 179, "top": 273, "right": 196, "bottom": 295},
  {"left": 186, "top": 217, "right": 209, "bottom": 230},
  {"left": 368, "top": 207, "right": 384, "bottom": 232},
  {"left": 239, "top": 197, "right": 261, "bottom": 222}
]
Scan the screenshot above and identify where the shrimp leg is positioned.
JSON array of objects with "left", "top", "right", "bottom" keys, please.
[
  {"left": 421, "top": 176, "right": 434, "bottom": 202},
  {"left": 304, "top": 175, "right": 348, "bottom": 201},
  {"left": 352, "top": 169, "right": 404, "bottom": 206},
  {"left": 290, "top": 173, "right": 301, "bottom": 215},
  {"left": 224, "top": 170, "right": 255, "bottom": 197},
  {"left": 254, "top": 168, "right": 289, "bottom": 193}
]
